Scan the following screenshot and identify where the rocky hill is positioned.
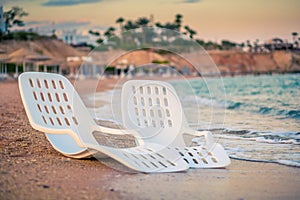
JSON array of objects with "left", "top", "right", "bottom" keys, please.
[
  {"left": 111, "top": 49, "right": 300, "bottom": 75},
  {"left": 209, "top": 50, "right": 300, "bottom": 75}
]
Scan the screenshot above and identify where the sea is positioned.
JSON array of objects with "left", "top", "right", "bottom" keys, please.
[{"left": 87, "top": 73, "right": 300, "bottom": 167}]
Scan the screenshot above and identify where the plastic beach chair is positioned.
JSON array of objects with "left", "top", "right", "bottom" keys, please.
[
  {"left": 121, "top": 80, "right": 231, "bottom": 168},
  {"left": 18, "top": 72, "right": 188, "bottom": 173}
]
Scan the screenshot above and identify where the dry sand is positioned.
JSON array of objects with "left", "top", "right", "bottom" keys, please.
[{"left": 1, "top": 80, "right": 300, "bottom": 200}]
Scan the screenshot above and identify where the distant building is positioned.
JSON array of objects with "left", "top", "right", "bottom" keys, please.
[
  {"left": 56, "top": 30, "right": 77, "bottom": 45},
  {"left": 0, "top": 5, "right": 6, "bottom": 33},
  {"left": 55, "top": 29, "right": 98, "bottom": 46},
  {"left": 264, "top": 38, "right": 293, "bottom": 51}
]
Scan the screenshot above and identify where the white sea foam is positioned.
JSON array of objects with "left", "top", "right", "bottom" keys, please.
[
  {"left": 216, "top": 133, "right": 300, "bottom": 145},
  {"left": 277, "top": 160, "right": 300, "bottom": 167}
]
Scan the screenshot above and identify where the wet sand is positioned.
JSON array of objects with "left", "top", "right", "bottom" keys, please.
[{"left": 1, "top": 80, "right": 300, "bottom": 200}]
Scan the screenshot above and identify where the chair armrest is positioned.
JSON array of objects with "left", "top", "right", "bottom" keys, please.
[
  {"left": 184, "top": 129, "right": 214, "bottom": 147},
  {"left": 92, "top": 125, "right": 144, "bottom": 146}
]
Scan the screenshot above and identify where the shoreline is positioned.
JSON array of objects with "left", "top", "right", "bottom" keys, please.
[
  {"left": 0, "top": 70, "right": 300, "bottom": 82},
  {"left": 1, "top": 80, "right": 300, "bottom": 199}
]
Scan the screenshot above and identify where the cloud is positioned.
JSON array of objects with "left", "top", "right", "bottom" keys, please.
[
  {"left": 53, "top": 21, "right": 90, "bottom": 29},
  {"left": 20, "top": 20, "right": 91, "bottom": 30},
  {"left": 42, "top": 0, "right": 102, "bottom": 7},
  {"left": 0, "top": 0, "right": 22, "bottom": 5},
  {"left": 0, "top": 0, "right": 9, "bottom": 5},
  {"left": 182, "top": 0, "right": 201, "bottom": 3},
  {"left": 89, "top": 25, "right": 110, "bottom": 31},
  {"left": 26, "top": 21, "right": 49, "bottom": 26}
]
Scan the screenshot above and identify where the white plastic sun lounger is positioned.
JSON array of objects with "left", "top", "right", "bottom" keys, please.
[
  {"left": 18, "top": 72, "right": 188, "bottom": 173},
  {"left": 121, "top": 80, "right": 231, "bottom": 168}
]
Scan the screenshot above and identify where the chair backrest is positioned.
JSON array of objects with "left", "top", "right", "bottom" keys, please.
[
  {"left": 121, "top": 80, "right": 185, "bottom": 147},
  {"left": 18, "top": 72, "right": 95, "bottom": 143}
]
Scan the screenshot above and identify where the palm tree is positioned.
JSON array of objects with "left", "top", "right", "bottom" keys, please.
[
  {"left": 155, "top": 22, "right": 163, "bottom": 28},
  {"left": 246, "top": 40, "right": 253, "bottom": 52},
  {"left": 136, "top": 17, "right": 150, "bottom": 27},
  {"left": 158, "top": 22, "right": 178, "bottom": 40},
  {"left": 292, "top": 32, "right": 298, "bottom": 41},
  {"left": 254, "top": 39, "right": 260, "bottom": 52},
  {"left": 164, "top": 22, "right": 177, "bottom": 30},
  {"left": 3, "top": 6, "right": 28, "bottom": 33},
  {"left": 124, "top": 20, "right": 139, "bottom": 31},
  {"left": 174, "top": 14, "right": 183, "bottom": 31},
  {"left": 292, "top": 32, "right": 298, "bottom": 48},
  {"left": 96, "top": 38, "right": 103, "bottom": 44},
  {"left": 135, "top": 17, "right": 150, "bottom": 45},
  {"left": 88, "top": 30, "right": 100, "bottom": 36},
  {"left": 116, "top": 17, "right": 125, "bottom": 31},
  {"left": 104, "top": 27, "right": 116, "bottom": 38},
  {"left": 184, "top": 25, "right": 196, "bottom": 39}
]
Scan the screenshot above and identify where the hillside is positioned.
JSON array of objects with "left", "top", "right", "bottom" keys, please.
[
  {"left": 1, "top": 39, "right": 300, "bottom": 75},
  {"left": 209, "top": 50, "right": 300, "bottom": 75},
  {"left": 111, "top": 49, "right": 300, "bottom": 75}
]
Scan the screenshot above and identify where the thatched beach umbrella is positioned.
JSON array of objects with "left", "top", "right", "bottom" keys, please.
[
  {"left": 8, "top": 48, "right": 53, "bottom": 73},
  {"left": 0, "top": 53, "right": 9, "bottom": 78},
  {"left": 66, "top": 56, "right": 83, "bottom": 76}
]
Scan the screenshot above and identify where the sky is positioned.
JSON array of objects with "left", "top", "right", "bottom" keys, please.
[{"left": 1, "top": 0, "right": 300, "bottom": 43}]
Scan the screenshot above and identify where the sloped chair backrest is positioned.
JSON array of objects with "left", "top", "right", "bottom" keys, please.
[
  {"left": 18, "top": 72, "right": 95, "bottom": 146},
  {"left": 121, "top": 80, "right": 185, "bottom": 147}
]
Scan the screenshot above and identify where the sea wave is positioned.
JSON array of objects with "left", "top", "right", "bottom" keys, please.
[
  {"left": 219, "top": 128, "right": 300, "bottom": 144},
  {"left": 286, "top": 110, "right": 300, "bottom": 119},
  {"left": 213, "top": 127, "right": 300, "bottom": 168},
  {"left": 228, "top": 156, "right": 300, "bottom": 168},
  {"left": 183, "top": 95, "right": 300, "bottom": 120},
  {"left": 226, "top": 101, "right": 243, "bottom": 110},
  {"left": 182, "top": 74, "right": 300, "bottom": 121}
]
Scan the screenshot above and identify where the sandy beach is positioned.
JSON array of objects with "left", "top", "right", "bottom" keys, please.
[{"left": 1, "top": 80, "right": 300, "bottom": 200}]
